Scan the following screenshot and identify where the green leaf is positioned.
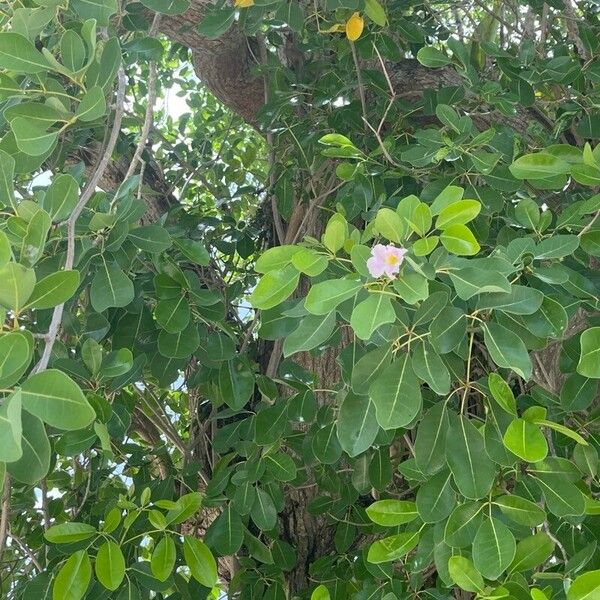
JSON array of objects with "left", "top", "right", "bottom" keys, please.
[
  {"left": 0, "top": 333, "right": 32, "bottom": 388},
  {"left": 503, "top": 418, "right": 548, "bottom": 462},
  {"left": 322, "top": 213, "right": 348, "bottom": 253},
  {"left": 494, "top": 495, "right": 546, "bottom": 526},
  {"left": 250, "top": 266, "right": 300, "bottom": 310},
  {"left": 23, "top": 270, "right": 80, "bottom": 310},
  {"left": 183, "top": 537, "right": 217, "bottom": 588},
  {"left": 508, "top": 533, "right": 554, "bottom": 573},
  {"left": 351, "top": 343, "right": 393, "bottom": 395},
  {"left": 430, "top": 306, "right": 466, "bottom": 353},
  {"left": 367, "top": 530, "right": 420, "bottom": 563},
  {"left": 472, "top": 517, "right": 516, "bottom": 580},
  {"left": 95, "top": 540, "right": 125, "bottom": 591},
  {"left": 90, "top": 262, "right": 134, "bottom": 312},
  {"left": 251, "top": 487, "right": 277, "bottom": 531},
  {"left": 197, "top": 8, "right": 236, "bottom": 39},
  {"left": 219, "top": 358, "right": 254, "bottom": 410},
  {"left": 446, "top": 415, "right": 496, "bottom": 499},
  {"left": 393, "top": 272, "right": 429, "bottom": 304},
  {"left": 336, "top": 392, "right": 379, "bottom": 457},
  {"left": 11, "top": 117, "right": 58, "bottom": 156},
  {"left": 174, "top": 238, "right": 210, "bottom": 265},
  {"left": 129, "top": 225, "right": 172, "bottom": 253},
  {"left": 416, "top": 470, "right": 455, "bottom": 523},
  {"left": 409, "top": 203, "right": 432, "bottom": 236},
  {"left": 487, "top": 373, "right": 517, "bottom": 416},
  {"left": 440, "top": 223, "right": 480, "bottom": 256},
  {"left": 205, "top": 505, "right": 244, "bottom": 555},
  {"left": 534, "top": 235, "right": 579, "bottom": 259},
  {"left": 0, "top": 263, "right": 36, "bottom": 311},
  {"left": 0, "top": 32, "right": 49, "bottom": 73},
  {"left": 304, "top": 279, "right": 362, "bottom": 315},
  {"left": 374, "top": 208, "right": 405, "bottom": 242},
  {"left": 7, "top": 412, "right": 50, "bottom": 484},
  {"left": 535, "top": 419, "right": 587, "bottom": 445},
  {"left": 45, "top": 522, "right": 96, "bottom": 544},
  {"left": 0, "top": 392, "right": 22, "bottom": 463},
  {"left": 283, "top": 312, "right": 336, "bottom": 357},
  {"left": 476, "top": 285, "right": 544, "bottom": 315},
  {"left": 436, "top": 200, "right": 481, "bottom": 229},
  {"left": 151, "top": 536, "right": 176, "bottom": 582},
  {"left": 0, "top": 150, "right": 15, "bottom": 210},
  {"left": 448, "top": 267, "right": 511, "bottom": 300},
  {"left": 42, "top": 174, "right": 79, "bottom": 222},
  {"left": 567, "top": 570, "right": 600, "bottom": 600},
  {"left": 61, "top": 30, "right": 86, "bottom": 72},
  {"left": 417, "top": 46, "right": 451, "bottom": 68},
  {"left": 350, "top": 294, "right": 395, "bottom": 340},
  {"left": 532, "top": 471, "right": 585, "bottom": 517},
  {"left": 71, "top": 0, "right": 117, "bottom": 25},
  {"left": 166, "top": 492, "right": 203, "bottom": 525},
  {"left": 311, "top": 585, "right": 331, "bottom": 600},
  {"left": 76, "top": 86, "right": 106, "bottom": 121},
  {"left": 448, "top": 556, "right": 485, "bottom": 593},
  {"left": 366, "top": 500, "right": 418, "bottom": 526},
  {"left": 411, "top": 341, "right": 451, "bottom": 395},
  {"left": 155, "top": 297, "right": 190, "bottom": 333},
  {"left": 369, "top": 353, "right": 422, "bottom": 430},
  {"left": 509, "top": 153, "right": 571, "bottom": 179},
  {"left": 444, "top": 502, "right": 484, "bottom": 548},
  {"left": 291, "top": 248, "right": 328, "bottom": 276},
  {"left": 365, "top": 0, "right": 386, "bottom": 25},
  {"left": 482, "top": 322, "right": 532, "bottom": 380},
  {"left": 21, "top": 369, "right": 96, "bottom": 431},
  {"left": 577, "top": 327, "right": 600, "bottom": 378},
  {"left": 158, "top": 322, "right": 200, "bottom": 358},
  {"left": 414, "top": 401, "right": 450, "bottom": 475},
  {"left": 52, "top": 550, "right": 91, "bottom": 600}
]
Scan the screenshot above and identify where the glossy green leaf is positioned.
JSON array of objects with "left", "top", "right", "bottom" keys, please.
[
  {"left": 52, "top": 550, "right": 91, "bottom": 600},
  {"left": 366, "top": 500, "right": 418, "bottom": 527},
  {"left": 95, "top": 540, "right": 125, "bottom": 591},
  {"left": 183, "top": 536, "right": 218, "bottom": 588},
  {"left": 503, "top": 418, "right": 548, "bottom": 463},
  {"left": 21, "top": 369, "right": 96, "bottom": 431},
  {"left": 370, "top": 353, "right": 422, "bottom": 430}
]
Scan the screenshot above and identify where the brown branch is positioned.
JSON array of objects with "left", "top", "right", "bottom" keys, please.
[
  {"left": 0, "top": 475, "right": 11, "bottom": 562},
  {"left": 33, "top": 67, "right": 127, "bottom": 373}
]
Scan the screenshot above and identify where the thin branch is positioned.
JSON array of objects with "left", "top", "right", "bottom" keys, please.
[
  {"left": 8, "top": 530, "right": 43, "bottom": 572},
  {"left": 33, "top": 67, "right": 128, "bottom": 373},
  {"left": 125, "top": 14, "right": 161, "bottom": 180},
  {"left": 350, "top": 41, "right": 368, "bottom": 128},
  {"left": 0, "top": 475, "right": 11, "bottom": 562}
]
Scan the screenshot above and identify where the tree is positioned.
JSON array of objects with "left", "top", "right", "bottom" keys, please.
[{"left": 0, "top": 0, "right": 599, "bottom": 598}]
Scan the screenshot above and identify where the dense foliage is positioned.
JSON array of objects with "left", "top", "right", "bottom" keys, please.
[{"left": 0, "top": 0, "right": 599, "bottom": 599}]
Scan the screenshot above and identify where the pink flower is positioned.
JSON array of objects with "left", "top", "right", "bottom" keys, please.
[{"left": 367, "top": 244, "right": 407, "bottom": 279}]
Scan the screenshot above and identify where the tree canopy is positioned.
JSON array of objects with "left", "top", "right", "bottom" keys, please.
[{"left": 0, "top": 0, "right": 599, "bottom": 599}]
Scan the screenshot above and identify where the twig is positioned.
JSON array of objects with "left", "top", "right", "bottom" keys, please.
[
  {"left": 8, "top": 530, "right": 43, "bottom": 572},
  {"left": 0, "top": 475, "right": 11, "bottom": 562},
  {"left": 350, "top": 42, "right": 368, "bottom": 128},
  {"left": 579, "top": 210, "right": 600, "bottom": 238},
  {"left": 33, "top": 67, "right": 127, "bottom": 373},
  {"left": 125, "top": 14, "right": 161, "bottom": 180}
]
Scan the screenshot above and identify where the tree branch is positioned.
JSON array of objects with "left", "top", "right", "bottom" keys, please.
[{"left": 33, "top": 67, "right": 127, "bottom": 373}]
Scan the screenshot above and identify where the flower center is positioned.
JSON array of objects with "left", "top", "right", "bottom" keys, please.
[{"left": 385, "top": 254, "right": 400, "bottom": 266}]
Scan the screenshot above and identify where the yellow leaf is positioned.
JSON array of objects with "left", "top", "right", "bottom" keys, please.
[
  {"left": 346, "top": 12, "right": 364, "bottom": 41},
  {"left": 235, "top": 0, "right": 254, "bottom": 7}
]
